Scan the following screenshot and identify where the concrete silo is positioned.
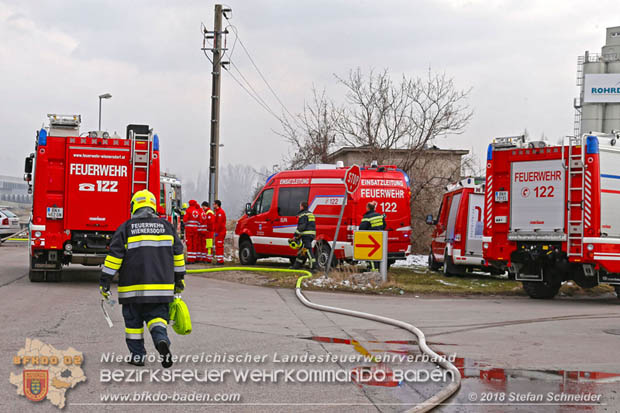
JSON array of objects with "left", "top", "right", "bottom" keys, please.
[{"left": 575, "top": 26, "right": 620, "bottom": 136}]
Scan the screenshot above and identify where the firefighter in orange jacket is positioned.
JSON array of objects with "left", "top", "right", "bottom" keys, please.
[
  {"left": 183, "top": 200, "right": 200, "bottom": 263},
  {"left": 201, "top": 202, "right": 216, "bottom": 264},
  {"left": 213, "top": 200, "right": 226, "bottom": 265}
]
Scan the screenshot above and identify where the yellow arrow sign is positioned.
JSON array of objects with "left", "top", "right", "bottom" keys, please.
[{"left": 354, "top": 231, "right": 384, "bottom": 260}]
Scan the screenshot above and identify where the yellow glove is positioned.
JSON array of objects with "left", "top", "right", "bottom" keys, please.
[{"left": 100, "top": 285, "right": 111, "bottom": 300}]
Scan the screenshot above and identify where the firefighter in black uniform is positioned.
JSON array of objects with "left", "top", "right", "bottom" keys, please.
[
  {"left": 290, "top": 201, "right": 317, "bottom": 271},
  {"left": 99, "top": 189, "right": 186, "bottom": 368},
  {"left": 359, "top": 202, "right": 386, "bottom": 270},
  {"left": 359, "top": 202, "right": 386, "bottom": 231}
]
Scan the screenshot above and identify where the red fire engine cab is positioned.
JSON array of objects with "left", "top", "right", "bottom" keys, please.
[
  {"left": 426, "top": 177, "right": 498, "bottom": 275},
  {"left": 483, "top": 134, "right": 620, "bottom": 299},
  {"left": 23, "top": 114, "right": 161, "bottom": 282},
  {"left": 235, "top": 163, "right": 412, "bottom": 268}
]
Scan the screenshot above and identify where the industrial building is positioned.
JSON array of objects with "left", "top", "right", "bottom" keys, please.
[
  {"left": 0, "top": 175, "right": 31, "bottom": 204},
  {"left": 575, "top": 26, "right": 620, "bottom": 135}
]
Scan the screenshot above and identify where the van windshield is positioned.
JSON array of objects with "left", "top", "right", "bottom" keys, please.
[
  {"left": 277, "top": 187, "right": 309, "bottom": 216},
  {"left": 254, "top": 188, "right": 274, "bottom": 215}
]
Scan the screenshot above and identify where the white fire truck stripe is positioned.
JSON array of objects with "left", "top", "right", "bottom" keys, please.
[
  {"left": 583, "top": 237, "right": 620, "bottom": 244},
  {"left": 310, "top": 178, "right": 343, "bottom": 185},
  {"left": 485, "top": 175, "right": 493, "bottom": 228},
  {"left": 593, "top": 256, "right": 620, "bottom": 261},
  {"left": 68, "top": 146, "right": 131, "bottom": 152},
  {"left": 584, "top": 170, "right": 592, "bottom": 229}
]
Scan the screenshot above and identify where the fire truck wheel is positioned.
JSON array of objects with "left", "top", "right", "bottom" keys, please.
[
  {"left": 522, "top": 280, "right": 561, "bottom": 299},
  {"left": 239, "top": 240, "right": 257, "bottom": 265},
  {"left": 28, "top": 269, "right": 44, "bottom": 282},
  {"left": 45, "top": 271, "right": 62, "bottom": 282},
  {"left": 428, "top": 250, "right": 441, "bottom": 271},
  {"left": 443, "top": 252, "right": 459, "bottom": 276},
  {"left": 316, "top": 241, "right": 334, "bottom": 270}
]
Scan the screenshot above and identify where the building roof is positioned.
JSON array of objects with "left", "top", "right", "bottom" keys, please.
[
  {"left": 326, "top": 146, "right": 469, "bottom": 161},
  {"left": 0, "top": 175, "right": 27, "bottom": 184}
]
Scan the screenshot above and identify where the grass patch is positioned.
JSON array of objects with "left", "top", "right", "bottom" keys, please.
[{"left": 189, "top": 261, "right": 616, "bottom": 298}]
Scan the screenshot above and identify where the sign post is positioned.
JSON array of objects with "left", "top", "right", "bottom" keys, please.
[
  {"left": 324, "top": 165, "right": 361, "bottom": 276},
  {"left": 353, "top": 230, "right": 388, "bottom": 283}
]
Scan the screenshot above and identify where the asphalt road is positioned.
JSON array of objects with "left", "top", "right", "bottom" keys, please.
[{"left": 1, "top": 243, "right": 619, "bottom": 412}]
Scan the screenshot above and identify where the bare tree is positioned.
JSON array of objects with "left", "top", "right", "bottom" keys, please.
[
  {"left": 278, "top": 87, "right": 340, "bottom": 169},
  {"left": 335, "top": 68, "right": 473, "bottom": 171}
]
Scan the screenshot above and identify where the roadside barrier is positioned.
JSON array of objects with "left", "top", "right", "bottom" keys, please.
[{"left": 187, "top": 266, "right": 461, "bottom": 412}]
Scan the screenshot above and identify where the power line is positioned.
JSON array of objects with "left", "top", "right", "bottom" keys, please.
[
  {"left": 227, "top": 25, "right": 303, "bottom": 129},
  {"left": 202, "top": 49, "right": 284, "bottom": 124}
]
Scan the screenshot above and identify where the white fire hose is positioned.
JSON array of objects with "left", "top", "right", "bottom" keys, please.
[{"left": 188, "top": 267, "right": 462, "bottom": 412}]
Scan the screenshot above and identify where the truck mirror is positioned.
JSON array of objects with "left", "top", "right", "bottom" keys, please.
[
  {"left": 23, "top": 173, "right": 32, "bottom": 183},
  {"left": 425, "top": 214, "right": 434, "bottom": 225},
  {"left": 24, "top": 156, "right": 33, "bottom": 174},
  {"left": 245, "top": 203, "right": 252, "bottom": 216}
]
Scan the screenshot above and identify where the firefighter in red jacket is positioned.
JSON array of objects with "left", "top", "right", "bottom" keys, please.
[
  {"left": 183, "top": 200, "right": 200, "bottom": 263},
  {"left": 100, "top": 189, "right": 185, "bottom": 368},
  {"left": 197, "top": 202, "right": 208, "bottom": 262},
  {"left": 202, "top": 202, "right": 216, "bottom": 264},
  {"left": 213, "top": 199, "right": 226, "bottom": 265}
]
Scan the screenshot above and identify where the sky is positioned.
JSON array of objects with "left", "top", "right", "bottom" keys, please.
[{"left": 1, "top": 0, "right": 619, "bottom": 185}]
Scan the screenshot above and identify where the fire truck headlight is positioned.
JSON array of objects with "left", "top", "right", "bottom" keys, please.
[
  {"left": 483, "top": 243, "right": 489, "bottom": 249},
  {"left": 34, "top": 231, "right": 41, "bottom": 238},
  {"left": 587, "top": 244, "right": 594, "bottom": 251}
]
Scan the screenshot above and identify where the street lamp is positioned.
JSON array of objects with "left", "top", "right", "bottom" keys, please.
[{"left": 98, "top": 93, "right": 112, "bottom": 131}]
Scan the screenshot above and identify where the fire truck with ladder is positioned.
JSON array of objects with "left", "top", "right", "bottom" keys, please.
[
  {"left": 23, "top": 114, "right": 162, "bottom": 282},
  {"left": 483, "top": 134, "right": 620, "bottom": 299}
]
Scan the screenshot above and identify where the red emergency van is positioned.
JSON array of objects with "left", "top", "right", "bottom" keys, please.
[
  {"left": 426, "top": 177, "right": 498, "bottom": 275},
  {"left": 24, "top": 114, "right": 161, "bottom": 282},
  {"left": 234, "top": 164, "right": 412, "bottom": 268},
  {"left": 483, "top": 134, "right": 620, "bottom": 299}
]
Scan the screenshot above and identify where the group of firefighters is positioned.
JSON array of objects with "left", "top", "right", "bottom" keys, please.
[
  {"left": 181, "top": 199, "right": 227, "bottom": 265},
  {"left": 99, "top": 189, "right": 383, "bottom": 368}
]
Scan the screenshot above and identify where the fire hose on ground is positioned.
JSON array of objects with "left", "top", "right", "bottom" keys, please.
[
  {"left": 0, "top": 228, "right": 28, "bottom": 244},
  {"left": 187, "top": 266, "right": 461, "bottom": 412}
]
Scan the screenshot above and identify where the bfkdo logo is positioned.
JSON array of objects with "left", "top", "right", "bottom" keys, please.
[
  {"left": 10, "top": 338, "right": 86, "bottom": 409},
  {"left": 23, "top": 370, "right": 48, "bottom": 402}
]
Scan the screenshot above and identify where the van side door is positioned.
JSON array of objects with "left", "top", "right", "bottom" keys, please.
[
  {"left": 275, "top": 186, "right": 310, "bottom": 256},
  {"left": 433, "top": 195, "right": 452, "bottom": 261},
  {"left": 250, "top": 188, "right": 275, "bottom": 255}
]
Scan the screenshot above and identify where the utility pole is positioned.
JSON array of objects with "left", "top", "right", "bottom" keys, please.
[{"left": 208, "top": 4, "right": 224, "bottom": 206}]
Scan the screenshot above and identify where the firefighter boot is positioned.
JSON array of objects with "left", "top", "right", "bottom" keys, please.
[
  {"left": 156, "top": 340, "right": 173, "bottom": 368},
  {"left": 289, "top": 258, "right": 303, "bottom": 270}
]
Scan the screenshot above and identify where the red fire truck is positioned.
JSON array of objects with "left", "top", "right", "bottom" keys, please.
[
  {"left": 426, "top": 177, "right": 498, "bottom": 275},
  {"left": 160, "top": 172, "right": 183, "bottom": 232},
  {"left": 234, "top": 163, "right": 412, "bottom": 268},
  {"left": 23, "top": 114, "right": 161, "bottom": 282},
  {"left": 483, "top": 134, "right": 620, "bottom": 299}
]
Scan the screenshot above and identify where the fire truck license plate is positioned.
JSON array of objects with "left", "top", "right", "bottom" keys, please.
[
  {"left": 46, "top": 207, "right": 64, "bottom": 219},
  {"left": 494, "top": 191, "right": 508, "bottom": 203}
]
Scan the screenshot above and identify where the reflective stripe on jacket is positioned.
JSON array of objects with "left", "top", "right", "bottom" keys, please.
[
  {"left": 359, "top": 211, "right": 386, "bottom": 230},
  {"left": 101, "top": 207, "right": 185, "bottom": 304},
  {"left": 295, "top": 209, "right": 316, "bottom": 237}
]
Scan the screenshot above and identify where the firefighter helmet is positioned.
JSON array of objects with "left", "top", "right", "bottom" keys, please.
[
  {"left": 182, "top": 202, "right": 188, "bottom": 209},
  {"left": 288, "top": 238, "right": 302, "bottom": 250},
  {"left": 131, "top": 190, "right": 157, "bottom": 214}
]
